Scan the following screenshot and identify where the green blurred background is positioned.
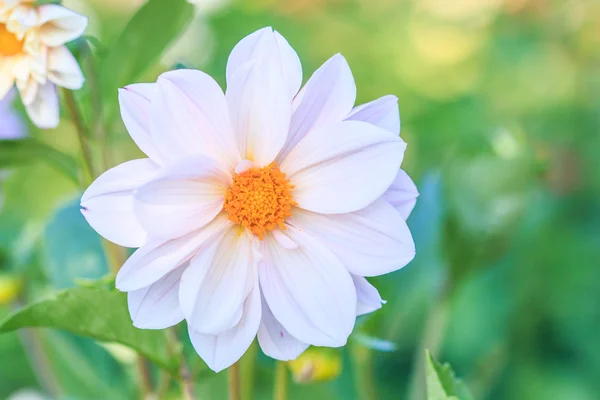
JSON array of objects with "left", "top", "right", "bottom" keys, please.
[{"left": 1, "top": 0, "right": 600, "bottom": 399}]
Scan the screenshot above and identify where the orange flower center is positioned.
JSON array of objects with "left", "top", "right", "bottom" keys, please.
[
  {"left": 224, "top": 163, "right": 296, "bottom": 239},
  {"left": 0, "top": 24, "right": 23, "bottom": 57}
]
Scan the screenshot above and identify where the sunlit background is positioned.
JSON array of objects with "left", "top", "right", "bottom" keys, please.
[{"left": 1, "top": 0, "right": 600, "bottom": 399}]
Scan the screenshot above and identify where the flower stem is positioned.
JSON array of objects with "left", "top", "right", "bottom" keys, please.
[
  {"left": 63, "top": 88, "right": 95, "bottom": 185},
  {"left": 136, "top": 355, "right": 154, "bottom": 398},
  {"left": 82, "top": 41, "right": 110, "bottom": 170},
  {"left": 229, "top": 362, "right": 241, "bottom": 400},
  {"left": 351, "top": 344, "right": 377, "bottom": 400},
  {"left": 274, "top": 361, "right": 288, "bottom": 400}
]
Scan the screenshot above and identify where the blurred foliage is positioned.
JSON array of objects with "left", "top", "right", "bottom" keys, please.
[{"left": 1, "top": 0, "right": 600, "bottom": 399}]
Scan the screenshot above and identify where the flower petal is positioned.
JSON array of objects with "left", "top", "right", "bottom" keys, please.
[
  {"left": 38, "top": 4, "right": 88, "bottom": 47},
  {"left": 0, "top": 58, "right": 17, "bottom": 99},
  {"left": 259, "top": 227, "right": 356, "bottom": 347},
  {"left": 134, "top": 156, "right": 231, "bottom": 240},
  {"left": 151, "top": 69, "right": 239, "bottom": 169},
  {"left": 226, "top": 27, "right": 302, "bottom": 101},
  {"left": 180, "top": 227, "right": 257, "bottom": 334},
  {"left": 188, "top": 276, "right": 261, "bottom": 372},
  {"left": 281, "top": 120, "right": 406, "bottom": 214},
  {"left": 115, "top": 213, "right": 232, "bottom": 292},
  {"left": 118, "top": 84, "right": 167, "bottom": 164},
  {"left": 23, "top": 81, "right": 59, "bottom": 129},
  {"left": 289, "top": 200, "right": 415, "bottom": 276},
  {"left": 226, "top": 60, "right": 290, "bottom": 166},
  {"left": 382, "top": 169, "right": 419, "bottom": 220},
  {"left": 81, "top": 158, "right": 160, "bottom": 248},
  {"left": 47, "top": 46, "right": 84, "bottom": 90},
  {"left": 352, "top": 275, "right": 385, "bottom": 316},
  {"left": 278, "top": 54, "right": 356, "bottom": 161},
  {"left": 257, "top": 293, "right": 309, "bottom": 361},
  {"left": 128, "top": 266, "right": 185, "bottom": 329},
  {"left": 346, "top": 95, "right": 400, "bottom": 135}
]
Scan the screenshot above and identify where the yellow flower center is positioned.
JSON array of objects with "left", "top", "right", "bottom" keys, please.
[
  {"left": 0, "top": 24, "right": 23, "bottom": 57},
  {"left": 223, "top": 163, "right": 296, "bottom": 239}
]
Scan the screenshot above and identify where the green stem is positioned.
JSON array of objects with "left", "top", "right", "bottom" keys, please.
[
  {"left": 407, "top": 289, "right": 452, "bottom": 400},
  {"left": 274, "top": 361, "right": 288, "bottom": 400},
  {"left": 63, "top": 88, "right": 95, "bottom": 185},
  {"left": 241, "top": 341, "right": 257, "bottom": 400},
  {"left": 82, "top": 41, "right": 110, "bottom": 170},
  {"left": 136, "top": 355, "right": 154, "bottom": 398},
  {"left": 351, "top": 344, "right": 377, "bottom": 400},
  {"left": 65, "top": 86, "right": 156, "bottom": 397},
  {"left": 229, "top": 362, "right": 241, "bottom": 400}
]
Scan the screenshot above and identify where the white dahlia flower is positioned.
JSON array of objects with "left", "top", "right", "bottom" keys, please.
[
  {"left": 81, "top": 27, "right": 417, "bottom": 372},
  {"left": 0, "top": 0, "right": 87, "bottom": 128}
]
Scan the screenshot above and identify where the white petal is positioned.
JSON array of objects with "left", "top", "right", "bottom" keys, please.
[
  {"left": 134, "top": 156, "right": 230, "bottom": 240},
  {"left": 118, "top": 84, "right": 166, "bottom": 164},
  {"left": 281, "top": 120, "right": 406, "bottom": 214},
  {"left": 278, "top": 54, "right": 356, "bottom": 161},
  {"left": 257, "top": 293, "right": 308, "bottom": 361},
  {"left": 259, "top": 227, "right": 356, "bottom": 347},
  {"left": 226, "top": 27, "right": 302, "bottom": 101},
  {"left": 81, "top": 159, "right": 160, "bottom": 248},
  {"left": 352, "top": 275, "right": 385, "bottom": 316},
  {"left": 128, "top": 266, "right": 185, "bottom": 329},
  {"left": 346, "top": 95, "right": 400, "bottom": 135},
  {"left": 151, "top": 69, "right": 239, "bottom": 169},
  {"left": 188, "top": 276, "right": 261, "bottom": 373},
  {"left": 47, "top": 46, "right": 84, "bottom": 90},
  {"left": 24, "top": 81, "right": 59, "bottom": 129},
  {"left": 180, "top": 227, "right": 257, "bottom": 335},
  {"left": 226, "top": 60, "right": 290, "bottom": 166},
  {"left": 115, "top": 213, "right": 232, "bottom": 292},
  {"left": 290, "top": 200, "right": 415, "bottom": 277},
  {"left": 38, "top": 4, "right": 88, "bottom": 47},
  {"left": 0, "top": 58, "right": 17, "bottom": 99},
  {"left": 382, "top": 169, "right": 419, "bottom": 220}
]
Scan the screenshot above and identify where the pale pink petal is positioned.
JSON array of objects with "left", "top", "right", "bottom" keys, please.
[
  {"left": 346, "top": 95, "right": 400, "bottom": 135},
  {"left": 81, "top": 159, "right": 160, "bottom": 248},
  {"left": 352, "top": 275, "right": 385, "bottom": 316},
  {"left": 115, "top": 213, "right": 232, "bottom": 292},
  {"left": 151, "top": 69, "right": 239, "bottom": 169},
  {"left": 23, "top": 81, "right": 59, "bottom": 129},
  {"left": 127, "top": 266, "right": 185, "bottom": 329},
  {"left": 278, "top": 54, "right": 356, "bottom": 161},
  {"left": 259, "top": 227, "right": 356, "bottom": 347},
  {"left": 188, "top": 277, "right": 261, "bottom": 372},
  {"left": 226, "top": 60, "right": 290, "bottom": 166},
  {"left": 47, "top": 46, "right": 84, "bottom": 89},
  {"left": 134, "top": 156, "right": 231, "bottom": 240},
  {"left": 226, "top": 27, "right": 302, "bottom": 101},
  {"left": 258, "top": 293, "right": 309, "bottom": 361},
  {"left": 383, "top": 169, "right": 419, "bottom": 220},
  {"left": 118, "top": 84, "right": 166, "bottom": 164},
  {"left": 179, "top": 227, "right": 257, "bottom": 335},
  {"left": 289, "top": 200, "right": 415, "bottom": 277},
  {"left": 37, "top": 4, "right": 88, "bottom": 47},
  {"left": 281, "top": 120, "right": 406, "bottom": 214}
]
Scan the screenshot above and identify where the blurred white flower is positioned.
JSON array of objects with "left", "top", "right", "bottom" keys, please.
[
  {"left": 81, "top": 27, "right": 416, "bottom": 372},
  {"left": 0, "top": 0, "right": 87, "bottom": 128}
]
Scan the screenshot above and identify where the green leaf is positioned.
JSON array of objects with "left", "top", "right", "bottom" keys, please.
[
  {"left": 0, "top": 287, "right": 176, "bottom": 373},
  {"left": 100, "top": 0, "right": 193, "bottom": 99},
  {"left": 0, "top": 139, "right": 79, "bottom": 184},
  {"left": 426, "top": 350, "right": 474, "bottom": 400}
]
